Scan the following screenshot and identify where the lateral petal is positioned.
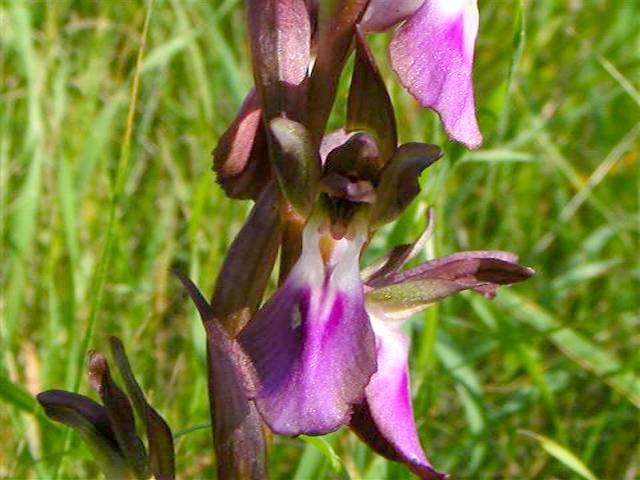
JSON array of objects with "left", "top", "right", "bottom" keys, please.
[{"left": 351, "top": 323, "right": 446, "bottom": 479}]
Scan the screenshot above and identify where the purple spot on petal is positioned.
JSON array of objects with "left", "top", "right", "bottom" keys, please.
[
  {"left": 444, "top": 17, "right": 464, "bottom": 52},
  {"left": 321, "top": 293, "right": 344, "bottom": 344}
]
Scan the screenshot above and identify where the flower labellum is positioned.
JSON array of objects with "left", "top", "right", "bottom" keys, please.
[
  {"left": 238, "top": 217, "right": 377, "bottom": 436},
  {"left": 390, "top": 0, "right": 482, "bottom": 148}
]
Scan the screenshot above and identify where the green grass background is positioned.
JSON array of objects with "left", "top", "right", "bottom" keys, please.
[{"left": 1, "top": 0, "right": 638, "bottom": 478}]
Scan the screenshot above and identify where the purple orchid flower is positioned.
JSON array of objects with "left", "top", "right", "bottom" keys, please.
[
  {"left": 360, "top": 0, "right": 483, "bottom": 149},
  {"left": 237, "top": 118, "right": 444, "bottom": 438},
  {"left": 238, "top": 198, "right": 532, "bottom": 477},
  {"left": 234, "top": 22, "right": 510, "bottom": 452},
  {"left": 349, "top": 211, "right": 534, "bottom": 479}
]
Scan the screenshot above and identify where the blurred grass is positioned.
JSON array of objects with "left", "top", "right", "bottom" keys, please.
[{"left": 1, "top": 0, "right": 638, "bottom": 478}]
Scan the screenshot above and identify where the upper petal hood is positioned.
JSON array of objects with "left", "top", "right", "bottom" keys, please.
[
  {"left": 238, "top": 219, "right": 377, "bottom": 436},
  {"left": 390, "top": 0, "right": 482, "bottom": 149}
]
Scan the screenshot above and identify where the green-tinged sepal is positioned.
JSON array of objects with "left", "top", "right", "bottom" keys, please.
[
  {"left": 365, "top": 251, "right": 535, "bottom": 321},
  {"left": 269, "top": 118, "right": 322, "bottom": 217}
]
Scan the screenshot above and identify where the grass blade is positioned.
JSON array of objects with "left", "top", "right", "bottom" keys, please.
[
  {"left": 520, "top": 430, "right": 599, "bottom": 480},
  {"left": 497, "top": 290, "right": 640, "bottom": 407}
]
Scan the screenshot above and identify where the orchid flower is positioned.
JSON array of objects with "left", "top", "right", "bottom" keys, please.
[
  {"left": 237, "top": 115, "right": 443, "bottom": 437},
  {"left": 360, "top": 0, "right": 483, "bottom": 149},
  {"left": 234, "top": 106, "right": 439, "bottom": 435}
]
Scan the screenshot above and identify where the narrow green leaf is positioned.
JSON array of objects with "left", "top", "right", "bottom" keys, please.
[
  {"left": 520, "top": 430, "right": 599, "bottom": 480},
  {"left": 299, "top": 435, "right": 342, "bottom": 473},
  {"left": 0, "top": 376, "right": 37, "bottom": 413}
]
